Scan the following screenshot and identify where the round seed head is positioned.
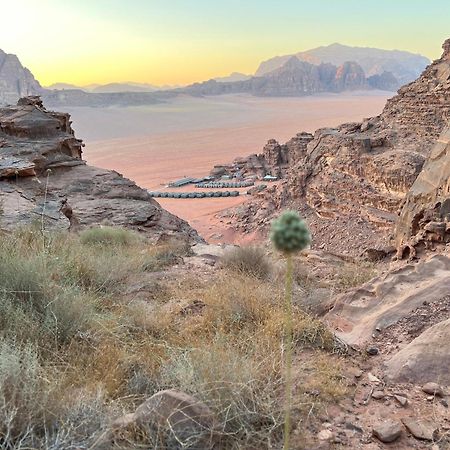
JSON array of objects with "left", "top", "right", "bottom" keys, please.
[{"left": 270, "top": 210, "right": 311, "bottom": 254}]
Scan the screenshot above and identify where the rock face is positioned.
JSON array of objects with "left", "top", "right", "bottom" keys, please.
[
  {"left": 394, "top": 125, "right": 450, "bottom": 256},
  {"left": 324, "top": 253, "right": 450, "bottom": 385},
  {"left": 325, "top": 255, "right": 450, "bottom": 346},
  {"left": 0, "top": 97, "right": 201, "bottom": 241},
  {"left": 221, "top": 38, "right": 450, "bottom": 256},
  {"left": 256, "top": 42, "right": 430, "bottom": 86},
  {"left": 0, "top": 50, "right": 42, "bottom": 105}
]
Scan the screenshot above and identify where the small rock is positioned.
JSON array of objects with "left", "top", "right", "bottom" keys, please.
[
  {"left": 372, "top": 390, "right": 385, "bottom": 400},
  {"left": 394, "top": 395, "right": 408, "bottom": 407},
  {"left": 372, "top": 419, "right": 402, "bottom": 443},
  {"left": 402, "top": 417, "right": 436, "bottom": 441},
  {"left": 345, "top": 422, "right": 363, "bottom": 433},
  {"left": 366, "top": 346, "right": 379, "bottom": 356},
  {"left": 440, "top": 399, "right": 448, "bottom": 408},
  {"left": 317, "top": 429, "right": 334, "bottom": 441},
  {"left": 422, "top": 382, "right": 444, "bottom": 397},
  {"left": 368, "top": 372, "right": 381, "bottom": 383}
]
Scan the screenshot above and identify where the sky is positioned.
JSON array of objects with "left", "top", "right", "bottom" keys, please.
[{"left": 1, "top": 0, "right": 449, "bottom": 86}]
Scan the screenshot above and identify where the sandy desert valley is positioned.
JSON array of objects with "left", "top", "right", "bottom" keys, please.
[{"left": 71, "top": 92, "right": 391, "bottom": 242}]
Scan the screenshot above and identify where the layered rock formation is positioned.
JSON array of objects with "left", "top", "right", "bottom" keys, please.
[
  {"left": 324, "top": 251, "right": 450, "bottom": 383},
  {"left": 256, "top": 42, "right": 430, "bottom": 86},
  {"left": 0, "top": 50, "right": 42, "bottom": 105},
  {"left": 394, "top": 126, "right": 450, "bottom": 256},
  {"left": 0, "top": 97, "right": 200, "bottom": 241},
  {"left": 219, "top": 39, "right": 450, "bottom": 255}
]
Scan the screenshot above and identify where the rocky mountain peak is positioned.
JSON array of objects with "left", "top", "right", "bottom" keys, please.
[
  {"left": 0, "top": 49, "right": 43, "bottom": 105},
  {"left": 442, "top": 38, "right": 450, "bottom": 59}
]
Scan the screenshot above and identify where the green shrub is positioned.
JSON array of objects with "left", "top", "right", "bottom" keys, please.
[
  {"left": 80, "top": 226, "right": 140, "bottom": 247},
  {"left": 221, "top": 246, "right": 271, "bottom": 279}
]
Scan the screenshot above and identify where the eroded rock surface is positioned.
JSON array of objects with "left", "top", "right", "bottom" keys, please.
[
  {"left": 385, "top": 318, "right": 450, "bottom": 384},
  {"left": 325, "top": 255, "right": 450, "bottom": 347},
  {"left": 395, "top": 126, "right": 450, "bottom": 257},
  {"left": 0, "top": 97, "right": 201, "bottom": 241}
]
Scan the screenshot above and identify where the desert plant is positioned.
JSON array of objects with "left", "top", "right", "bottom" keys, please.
[
  {"left": 270, "top": 210, "right": 311, "bottom": 450},
  {"left": 79, "top": 226, "right": 140, "bottom": 247},
  {"left": 159, "top": 338, "right": 284, "bottom": 448},
  {"left": 220, "top": 245, "right": 271, "bottom": 279}
]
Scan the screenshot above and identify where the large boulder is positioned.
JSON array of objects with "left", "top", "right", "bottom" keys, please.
[
  {"left": 111, "top": 390, "right": 217, "bottom": 449},
  {"left": 385, "top": 318, "right": 450, "bottom": 384}
]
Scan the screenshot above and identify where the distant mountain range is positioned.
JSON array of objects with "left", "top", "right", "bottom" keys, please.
[
  {"left": 0, "top": 43, "right": 431, "bottom": 107},
  {"left": 179, "top": 57, "right": 401, "bottom": 96},
  {"left": 256, "top": 43, "right": 430, "bottom": 85},
  {"left": 46, "top": 81, "right": 181, "bottom": 93}
]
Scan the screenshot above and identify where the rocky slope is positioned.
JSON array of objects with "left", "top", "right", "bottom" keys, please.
[
  {"left": 0, "top": 49, "right": 42, "bottom": 105},
  {"left": 216, "top": 38, "right": 450, "bottom": 256},
  {"left": 0, "top": 96, "right": 200, "bottom": 241},
  {"left": 256, "top": 43, "right": 430, "bottom": 86}
]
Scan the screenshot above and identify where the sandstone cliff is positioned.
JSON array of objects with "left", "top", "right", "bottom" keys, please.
[
  {"left": 0, "top": 97, "right": 200, "bottom": 241},
  {"left": 219, "top": 39, "right": 450, "bottom": 256},
  {"left": 394, "top": 126, "right": 450, "bottom": 256},
  {"left": 0, "top": 50, "right": 42, "bottom": 105}
]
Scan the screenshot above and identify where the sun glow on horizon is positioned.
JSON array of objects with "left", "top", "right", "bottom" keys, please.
[{"left": 1, "top": 0, "right": 449, "bottom": 86}]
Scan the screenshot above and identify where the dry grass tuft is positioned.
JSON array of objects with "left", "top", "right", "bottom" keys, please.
[{"left": 220, "top": 245, "right": 271, "bottom": 279}]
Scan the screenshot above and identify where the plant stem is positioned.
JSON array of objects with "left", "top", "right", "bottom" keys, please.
[
  {"left": 283, "top": 254, "right": 293, "bottom": 450},
  {"left": 41, "top": 170, "right": 50, "bottom": 251}
]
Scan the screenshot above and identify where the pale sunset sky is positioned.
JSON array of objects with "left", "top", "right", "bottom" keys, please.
[{"left": 1, "top": 0, "right": 449, "bottom": 86}]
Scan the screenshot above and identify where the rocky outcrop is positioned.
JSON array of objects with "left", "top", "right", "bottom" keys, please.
[
  {"left": 0, "top": 50, "right": 42, "bottom": 105},
  {"left": 220, "top": 38, "right": 450, "bottom": 255},
  {"left": 394, "top": 126, "right": 450, "bottom": 256},
  {"left": 325, "top": 255, "right": 450, "bottom": 346},
  {"left": 367, "top": 71, "right": 399, "bottom": 91},
  {"left": 0, "top": 97, "right": 201, "bottom": 242},
  {"left": 385, "top": 317, "right": 450, "bottom": 384},
  {"left": 325, "top": 253, "right": 450, "bottom": 385}
]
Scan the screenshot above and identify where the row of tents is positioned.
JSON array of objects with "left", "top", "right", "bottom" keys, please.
[
  {"left": 195, "top": 181, "right": 254, "bottom": 189},
  {"left": 148, "top": 191, "right": 240, "bottom": 199}
]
